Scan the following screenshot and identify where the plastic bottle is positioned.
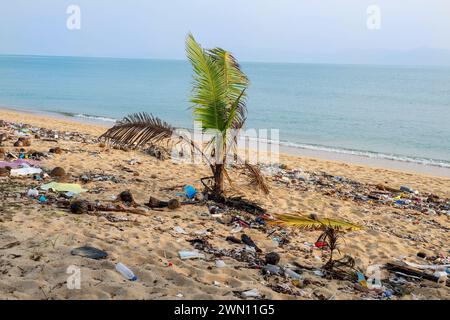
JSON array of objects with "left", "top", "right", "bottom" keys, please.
[
  {"left": 27, "top": 189, "right": 39, "bottom": 198},
  {"left": 284, "top": 268, "right": 302, "bottom": 280},
  {"left": 115, "top": 262, "right": 137, "bottom": 281}
]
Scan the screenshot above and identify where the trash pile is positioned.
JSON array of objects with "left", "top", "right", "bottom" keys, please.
[{"left": 261, "top": 164, "right": 450, "bottom": 216}]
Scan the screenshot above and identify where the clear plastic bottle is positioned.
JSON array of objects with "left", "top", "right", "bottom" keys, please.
[{"left": 115, "top": 262, "right": 137, "bottom": 281}]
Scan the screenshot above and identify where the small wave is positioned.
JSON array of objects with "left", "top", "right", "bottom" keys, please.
[
  {"left": 72, "top": 113, "right": 117, "bottom": 123},
  {"left": 54, "top": 111, "right": 117, "bottom": 123},
  {"left": 279, "top": 140, "right": 450, "bottom": 168}
]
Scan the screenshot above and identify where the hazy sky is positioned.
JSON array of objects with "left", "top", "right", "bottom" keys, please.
[{"left": 1, "top": 0, "right": 449, "bottom": 63}]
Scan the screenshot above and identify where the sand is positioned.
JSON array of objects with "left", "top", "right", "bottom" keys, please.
[{"left": 0, "top": 109, "right": 449, "bottom": 300}]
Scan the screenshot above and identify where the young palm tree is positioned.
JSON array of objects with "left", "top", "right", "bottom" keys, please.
[{"left": 100, "top": 33, "right": 269, "bottom": 199}]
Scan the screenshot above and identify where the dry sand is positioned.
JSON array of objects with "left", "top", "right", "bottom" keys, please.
[{"left": 0, "top": 109, "right": 449, "bottom": 300}]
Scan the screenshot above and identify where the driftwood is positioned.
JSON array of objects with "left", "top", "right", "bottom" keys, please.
[
  {"left": 385, "top": 263, "right": 449, "bottom": 287},
  {"left": 57, "top": 200, "right": 149, "bottom": 216},
  {"left": 160, "top": 185, "right": 185, "bottom": 191},
  {"left": 223, "top": 196, "right": 266, "bottom": 215}
]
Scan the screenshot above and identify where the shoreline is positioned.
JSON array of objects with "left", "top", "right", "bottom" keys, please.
[{"left": 2, "top": 105, "right": 450, "bottom": 179}]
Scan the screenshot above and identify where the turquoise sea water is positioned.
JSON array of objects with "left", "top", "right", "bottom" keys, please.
[{"left": 0, "top": 55, "right": 449, "bottom": 167}]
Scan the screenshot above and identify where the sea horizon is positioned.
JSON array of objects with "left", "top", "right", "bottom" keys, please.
[{"left": 1, "top": 54, "right": 449, "bottom": 175}]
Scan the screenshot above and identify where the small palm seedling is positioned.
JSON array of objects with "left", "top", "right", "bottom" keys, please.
[
  {"left": 269, "top": 214, "right": 362, "bottom": 279},
  {"left": 100, "top": 34, "right": 269, "bottom": 203}
]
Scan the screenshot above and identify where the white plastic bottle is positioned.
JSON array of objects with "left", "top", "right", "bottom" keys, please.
[{"left": 115, "top": 262, "right": 137, "bottom": 281}]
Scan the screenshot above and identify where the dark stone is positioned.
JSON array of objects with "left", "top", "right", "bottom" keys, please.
[
  {"left": 119, "top": 191, "right": 134, "bottom": 203},
  {"left": 70, "top": 200, "right": 89, "bottom": 214},
  {"left": 225, "top": 236, "right": 242, "bottom": 244},
  {"left": 49, "top": 147, "right": 62, "bottom": 154},
  {"left": 50, "top": 167, "right": 66, "bottom": 177},
  {"left": 417, "top": 252, "right": 427, "bottom": 259},
  {"left": 265, "top": 252, "right": 280, "bottom": 265}
]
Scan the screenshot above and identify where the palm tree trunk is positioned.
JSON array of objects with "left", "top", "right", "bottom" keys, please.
[{"left": 213, "top": 163, "right": 224, "bottom": 197}]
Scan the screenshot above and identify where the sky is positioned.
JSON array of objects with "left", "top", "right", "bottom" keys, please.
[{"left": 1, "top": 0, "right": 450, "bottom": 64}]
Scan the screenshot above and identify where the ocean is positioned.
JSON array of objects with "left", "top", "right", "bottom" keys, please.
[{"left": 0, "top": 55, "right": 449, "bottom": 169}]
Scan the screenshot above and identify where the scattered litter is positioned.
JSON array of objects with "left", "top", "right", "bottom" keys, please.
[
  {"left": 174, "top": 226, "right": 188, "bottom": 235},
  {"left": 230, "top": 225, "right": 243, "bottom": 233},
  {"left": 215, "top": 259, "right": 226, "bottom": 268},
  {"left": 115, "top": 262, "right": 137, "bottom": 281},
  {"left": 178, "top": 250, "right": 206, "bottom": 260},
  {"left": 10, "top": 167, "right": 42, "bottom": 177},
  {"left": 41, "top": 182, "right": 87, "bottom": 194},
  {"left": 241, "top": 289, "right": 261, "bottom": 298},
  {"left": 27, "top": 188, "right": 39, "bottom": 198},
  {"left": 184, "top": 185, "right": 197, "bottom": 199},
  {"left": 313, "top": 270, "right": 324, "bottom": 277},
  {"left": 71, "top": 246, "right": 108, "bottom": 260}
]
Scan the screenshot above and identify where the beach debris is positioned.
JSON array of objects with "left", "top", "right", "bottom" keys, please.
[
  {"left": 226, "top": 236, "right": 242, "bottom": 244},
  {"left": 184, "top": 185, "right": 197, "bottom": 199},
  {"left": 240, "top": 289, "right": 261, "bottom": 298},
  {"left": 71, "top": 246, "right": 108, "bottom": 259},
  {"left": 70, "top": 200, "right": 90, "bottom": 214},
  {"left": 385, "top": 262, "right": 450, "bottom": 286},
  {"left": 215, "top": 259, "right": 226, "bottom": 268},
  {"left": 145, "top": 144, "right": 170, "bottom": 160},
  {"left": 168, "top": 199, "right": 181, "bottom": 210},
  {"left": 115, "top": 262, "right": 137, "bottom": 281},
  {"left": 27, "top": 188, "right": 39, "bottom": 198},
  {"left": 118, "top": 190, "right": 134, "bottom": 204},
  {"left": 265, "top": 252, "right": 280, "bottom": 265},
  {"left": 262, "top": 164, "right": 450, "bottom": 216},
  {"left": 50, "top": 167, "right": 66, "bottom": 177},
  {"left": 79, "top": 173, "right": 120, "bottom": 183},
  {"left": 0, "top": 159, "right": 37, "bottom": 168},
  {"left": 178, "top": 250, "right": 206, "bottom": 260},
  {"left": 146, "top": 196, "right": 167, "bottom": 208},
  {"left": 49, "top": 147, "right": 63, "bottom": 154},
  {"left": 0, "top": 167, "right": 10, "bottom": 176},
  {"left": 104, "top": 214, "right": 129, "bottom": 223},
  {"left": 417, "top": 252, "right": 427, "bottom": 259},
  {"left": 14, "top": 137, "right": 31, "bottom": 147},
  {"left": 146, "top": 196, "right": 186, "bottom": 210},
  {"left": 173, "top": 226, "right": 188, "bottom": 234},
  {"left": 230, "top": 225, "right": 243, "bottom": 233},
  {"left": 10, "top": 167, "right": 42, "bottom": 177},
  {"left": 41, "top": 182, "right": 87, "bottom": 194},
  {"left": 241, "top": 234, "right": 262, "bottom": 253},
  {"left": 262, "top": 264, "right": 282, "bottom": 275}
]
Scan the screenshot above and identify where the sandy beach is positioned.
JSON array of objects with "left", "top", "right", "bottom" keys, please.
[{"left": 0, "top": 109, "right": 449, "bottom": 300}]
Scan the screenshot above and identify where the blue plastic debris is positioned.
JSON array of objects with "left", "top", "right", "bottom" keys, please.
[{"left": 184, "top": 185, "right": 197, "bottom": 199}]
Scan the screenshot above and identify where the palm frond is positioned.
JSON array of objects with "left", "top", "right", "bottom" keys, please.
[
  {"left": 242, "top": 162, "right": 270, "bottom": 194},
  {"left": 208, "top": 48, "right": 249, "bottom": 129},
  {"left": 100, "top": 112, "right": 176, "bottom": 148},
  {"left": 269, "top": 214, "right": 362, "bottom": 232},
  {"left": 186, "top": 33, "right": 227, "bottom": 132}
]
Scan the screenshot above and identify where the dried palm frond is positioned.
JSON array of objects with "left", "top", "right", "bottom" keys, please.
[
  {"left": 100, "top": 112, "right": 212, "bottom": 167},
  {"left": 242, "top": 162, "right": 270, "bottom": 194},
  {"left": 269, "top": 214, "right": 362, "bottom": 232},
  {"left": 100, "top": 112, "right": 177, "bottom": 148}
]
